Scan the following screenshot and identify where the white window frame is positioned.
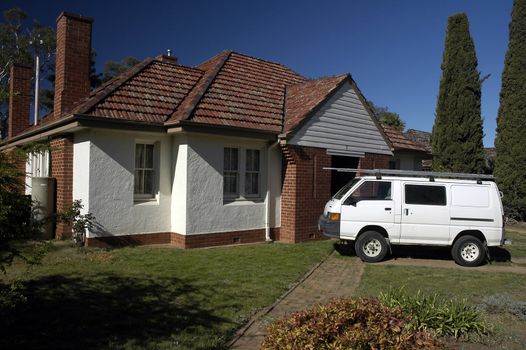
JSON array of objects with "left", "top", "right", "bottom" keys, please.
[
  {"left": 223, "top": 146, "right": 263, "bottom": 201},
  {"left": 134, "top": 141, "right": 157, "bottom": 202},
  {"left": 223, "top": 147, "right": 240, "bottom": 198}
]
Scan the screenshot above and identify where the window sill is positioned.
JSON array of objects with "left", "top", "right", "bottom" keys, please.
[
  {"left": 134, "top": 198, "right": 159, "bottom": 205},
  {"left": 223, "top": 197, "right": 264, "bottom": 205}
]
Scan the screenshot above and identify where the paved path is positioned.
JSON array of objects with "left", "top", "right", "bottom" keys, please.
[{"left": 230, "top": 252, "right": 364, "bottom": 350}]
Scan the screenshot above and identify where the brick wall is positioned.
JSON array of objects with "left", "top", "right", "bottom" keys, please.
[
  {"left": 358, "top": 152, "right": 392, "bottom": 170},
  {"left": 50, "top": 136, "right": 74, "bottom": 239},
  {"left": 8, "top": 64, "right": 32, "bottom": 138},
  {"left": 280, "top": 145, "right": 331, "bottom": 243},
  {"left": 53, "top": 12, "right": 92, "bottom": 120}
]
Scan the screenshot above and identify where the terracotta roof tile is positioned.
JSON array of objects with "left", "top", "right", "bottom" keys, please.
[
  {"left": 405, "top": 129, "right": 432, "bottom": 153},
  {"left": 381, "top": 124, "right": 428, "bottom": 152},
  {"left": 188, "top": 52, "right": 306, "bottom": 131},
  {"left": 284, "top": 75, "right": 349, "bottom": 134}
]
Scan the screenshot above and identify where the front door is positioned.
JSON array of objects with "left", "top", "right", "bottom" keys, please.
[
  {"left": 340, "top": 180, "right": 396, "bottom": 240},
  {"left": 400, "top": 183, "right": 450, "bottom": 245}
]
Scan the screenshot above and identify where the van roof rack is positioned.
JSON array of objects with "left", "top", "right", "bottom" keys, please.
[{"left": 323, "top": 168, "right": 494, "bottom": 183}]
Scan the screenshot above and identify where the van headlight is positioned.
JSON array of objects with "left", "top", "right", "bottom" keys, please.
[{"left": 328, "top": 212, "right": 340, "bottom": 221}]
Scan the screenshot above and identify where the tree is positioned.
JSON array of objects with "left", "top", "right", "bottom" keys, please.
[
  {"left": 101, "top": 56, "right": 141, "bottom": 82},
  {"left": 495, "top": 0, "right": 526, "bottom": 220},
  {"left": 367, "top": 101, "right": 406, "bottom": 131},
  {"left": 0, "top": 8, "right": 55, "bottom": 138},
  {"left": 431, "top": 13, "right": 485, "bottom": 173}
]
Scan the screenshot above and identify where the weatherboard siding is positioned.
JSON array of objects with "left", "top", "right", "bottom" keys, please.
[{"left": 289, "top": 81, "right": 392, "bottom": 156}]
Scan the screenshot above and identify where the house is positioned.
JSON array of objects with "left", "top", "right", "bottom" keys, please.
[
  {"left": 380, "top": 124, "right": 432, "bottom": 170},
  {"left": 1, "top": 12, "right": 393, "bottom": 248}
]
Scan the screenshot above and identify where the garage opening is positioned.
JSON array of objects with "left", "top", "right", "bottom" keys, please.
[{"left": 331, "top": 155, "right": 359, "bottom": 195}]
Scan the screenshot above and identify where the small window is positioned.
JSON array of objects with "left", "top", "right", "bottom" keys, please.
[
  {"left": 405, "top": 184, "right": 446, "bottom": 206},
  {"left": 245, "top": 149, "right": 260, "bottom": 196},
  {"left": 134, "top": 143, "right": 155, "bottom": 199},
  {"left": 224, "top": 148, "right": 239, "bottom": 196},
  {"left": 345, "top": 181, "right": 392, "bottom": 205}
]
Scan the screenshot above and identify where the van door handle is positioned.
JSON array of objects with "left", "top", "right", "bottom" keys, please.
[
  {"left": 404, "top": 208, "right": 409, "bottom": 215},
  {"left": 384, "top": 208, "right": 391, "bottom": 211}
]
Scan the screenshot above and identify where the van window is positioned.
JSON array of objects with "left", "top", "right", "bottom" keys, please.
[
  {"left": 405, "top": 184, "right": 446, "bottom": 206},
  {"left": 333, "top": 178, "right": 361, "bottom": 200},
  {"left": 344, "top": 181, "right": 392, "bottom": 205}
]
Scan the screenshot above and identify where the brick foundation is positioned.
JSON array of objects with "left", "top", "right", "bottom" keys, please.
[
  {"left": 280, "top": 145, "right": 331, "bottom": 244},
  {"left": 50, "top": 136, "right": 74, "bottom": 239},
  {"left": 85, "top": 228, "right": 280, "bottom": 249}
]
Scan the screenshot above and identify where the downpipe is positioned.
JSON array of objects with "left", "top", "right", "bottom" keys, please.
[{"left": 265, "top": 140, "right": 279, "bottom": 242}]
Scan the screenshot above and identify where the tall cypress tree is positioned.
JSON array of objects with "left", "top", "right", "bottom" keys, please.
[
  {"left": 432, "top": 13, "right": 485, "bottom": 173},
  {"left": 495, "top": 0, "right": 526, "bottom": 219}
]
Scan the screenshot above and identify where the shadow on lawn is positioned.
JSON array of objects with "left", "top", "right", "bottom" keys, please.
[
  {"left": 334, "top": 241, "right": 512, "bottom": 264},
  {"left": 0, "top": 274, "right": 228, "bottom": 350}
]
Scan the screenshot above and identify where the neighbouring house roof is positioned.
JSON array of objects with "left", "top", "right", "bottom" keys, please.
[
  {"left": 381, "top": 124, "right": 429, "bottom": 153},
  {"left": 405, "top": 128, "right": 432, "bottom": 153},
  {"left": 4, "top": 50, "right": 386, "bottom": 144}
]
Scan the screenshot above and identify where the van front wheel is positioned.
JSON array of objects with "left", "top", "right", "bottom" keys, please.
[
  {"left": 355, "top": 231, "right": 388, "bottom": 263},
  {"left": 452, "top": 235, "right": 485, "bottom": 267}
]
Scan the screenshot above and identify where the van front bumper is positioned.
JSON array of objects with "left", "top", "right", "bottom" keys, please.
[{"left": 318, "top": 215, "right": 340, "bottom": 238}]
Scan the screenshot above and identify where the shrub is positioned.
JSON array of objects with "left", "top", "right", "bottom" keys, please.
[
  {"left": 379, "top": 288, "right": 486, "bottom": 338},
  {"left": 479, "top": 294, "right": 526, "bottom": 321},
  {"left": 0, "top": 281, "right": 27, "bottom": 325},
  {"left": 261, "top": 297, "right": 444, "bottom": 350}
]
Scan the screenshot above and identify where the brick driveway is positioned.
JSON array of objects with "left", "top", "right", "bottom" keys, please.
[{"left": 230, "top": 252, "right": 364, "bottom": 349}]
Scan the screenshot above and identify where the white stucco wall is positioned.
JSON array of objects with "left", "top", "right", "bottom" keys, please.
[
  {"left": 171, "top": 136, "right": 187, "bottom": 234},
  {"left": 86, "top": 129, "right": 172, "bottom": 237},
  {"left": 185, "top": 134, "right": 281, "bottom": 235},
  {"left": 73, "top": 131, "right": 91, "bottom": 214}
]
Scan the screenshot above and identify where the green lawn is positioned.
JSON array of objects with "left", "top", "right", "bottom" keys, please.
[
  {"left": 504, "top": 230, "right": 526, "bottom": 258},
  {"left": 355, "top": 265, "right": 526, "bottom": 302},
  {"left": 1, "top": 240, "right": 333, "bottom": 350}
]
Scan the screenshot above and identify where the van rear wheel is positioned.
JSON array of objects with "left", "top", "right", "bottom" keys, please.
[
  {"left": 452, "top": 235, "right": 485, "bottom": 267},
  {"left": 355, "top": 231, "right": 388, "bottom": 263}
]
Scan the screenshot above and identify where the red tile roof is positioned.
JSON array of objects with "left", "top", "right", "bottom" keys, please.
[
  {"left": 188, "top": 52, "right": 306, "bottom": 132},
  {"left": 381, "top": 124, "right": 428, "bottom": 152},
  {"left": 9, "top": 50, "right": 378, "bottom": 140},
  {"left": 284, "top": 74, "right": 348, "bottom": 134}
]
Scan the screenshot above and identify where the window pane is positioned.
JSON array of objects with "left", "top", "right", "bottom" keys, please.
[
  {"left": 144, "top": 170, "right": 154, "bottom": 194},
  {"left": 348, "top": 181, "right": 392, "bottom": 203},
  {"left": 145, "top": 144, "right": 154, "bottom": 168},
  {"left": 134, "top": 170, "right": 143, "bottom": 194},
  {"left": 224, "top": 172, "right": 238, "bottom": 195},
  {"left": 135, "top": 144, "right": 144, "bottom": 168},
  {"left": 245, "top": 173, "right": 259, "bottom": 195},
  {"left": 224, "top": 148, "right": 238, "bottom": 171},
  {"left": 405, "top": 185, "right": 446, "bottom": 206},
  {"left": 246, "top": 149, "right": 260, "bottom": 171}
]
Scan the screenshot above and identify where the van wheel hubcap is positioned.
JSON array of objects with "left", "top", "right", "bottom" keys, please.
[
  {"left": 363, "top": 239, "right": 382, "bottom": 257},
  {"left": 461, "top": 243, "right": 480, "bottom": 262}
]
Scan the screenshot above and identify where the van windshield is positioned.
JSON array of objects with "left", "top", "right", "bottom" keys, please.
[{"left": 333, "top": 178, "right": 361, "bottom": 200}]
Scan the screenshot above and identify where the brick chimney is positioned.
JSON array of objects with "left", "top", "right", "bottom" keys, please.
[
  {"left": 53, "top": 12, "right": 93, "bottom": 119},
  {"left": 8, "top": 64, "right": 32, "bottom": 138}
]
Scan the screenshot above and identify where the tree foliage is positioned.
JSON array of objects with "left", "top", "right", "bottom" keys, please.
[
  {"left": 0, "top": 8, "right": 55, "bottom": 138},
  {"left": 101, "top": 56, "right": 141, "bottom": 82},
  {"left": 495, "top": 0, "right": 526, "bottom": 219},
  {"left": 432, "top": 13, "right": 485, "bottom": 173},
  {"left": 367, "top": 100, "right": 406, "bottom": 131}
]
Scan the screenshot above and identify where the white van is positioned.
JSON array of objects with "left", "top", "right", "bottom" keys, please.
[{"left": 318, "top": 169, "right": 510, "bottom": 267}]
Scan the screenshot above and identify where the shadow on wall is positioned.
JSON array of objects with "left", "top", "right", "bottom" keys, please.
[{"left": 0, "top": 274, "right": 228, "bottom": 349}]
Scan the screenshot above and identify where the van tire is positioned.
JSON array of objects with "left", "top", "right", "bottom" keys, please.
[
  {"left": 355, "top": 231, "right": 388, "bottom": 263},
  {"left": 452, "top": 235, "right": 485, "bottom": 267}
]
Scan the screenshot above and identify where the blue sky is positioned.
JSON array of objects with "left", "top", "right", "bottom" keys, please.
[{"left": 3, "top": 0, "right": 513, "bottom": 146}]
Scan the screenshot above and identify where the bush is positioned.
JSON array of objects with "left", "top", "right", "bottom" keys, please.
[
  {"left": 261, "top": 297, "right": 444, "bottom": 350},
  {"left": 479, "top": 294, "right": 526, "bottom": 320},
  {"left": 0, "top": 281, "right": 27, "bottom": 325},
  {"left": 379, "top": 288, "right": 486, "bottom": 338}
]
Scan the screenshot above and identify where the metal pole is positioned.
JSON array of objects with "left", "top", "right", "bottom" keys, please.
[{"left": 33, "top": 54, "right": 40, "bottom": 125}]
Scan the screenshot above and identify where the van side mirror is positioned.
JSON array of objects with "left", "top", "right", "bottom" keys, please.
[{"left": 344, "top": 197, "right": 357, "bottom": 206}]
